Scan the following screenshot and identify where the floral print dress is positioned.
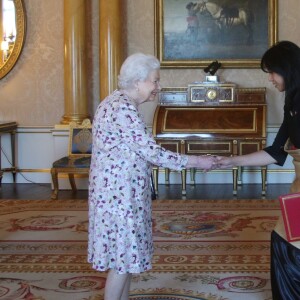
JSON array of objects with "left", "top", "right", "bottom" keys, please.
[{"left": 88, "top": 90, "right": 188, "bottom": 274}]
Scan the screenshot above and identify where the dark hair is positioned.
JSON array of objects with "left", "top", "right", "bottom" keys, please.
[{"left": 260, "top": 41, "right": 300, "bottom": 99}]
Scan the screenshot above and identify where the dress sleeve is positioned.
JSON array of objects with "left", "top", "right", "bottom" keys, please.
[
  {"left": 263, "top": 119, "right": 288, "bottom": 166},
  {"left": 114, "top": 102, "right": 188, "bottom": 171},
  {"left": 287, "top": 89, "right": 300, "bottom": 148}
]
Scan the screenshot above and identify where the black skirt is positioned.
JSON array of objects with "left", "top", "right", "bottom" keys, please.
[{"left": 271, "top": 230, "right": 300, "bottom": 300}]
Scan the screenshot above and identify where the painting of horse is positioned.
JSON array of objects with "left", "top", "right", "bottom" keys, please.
[
  {"left": 155, "top": 0, "right": 277, "bottom": 68},
  {"left": 187, "top": 1, "right": 254, "bottom": 45}
]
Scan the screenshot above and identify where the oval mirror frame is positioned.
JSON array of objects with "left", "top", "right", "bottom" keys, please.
[{"left": 0, "top": 0, "right": 26, "bottom": 79}]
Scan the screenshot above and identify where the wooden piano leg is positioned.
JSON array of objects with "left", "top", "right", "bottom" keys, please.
[
  {"left": 232, "top": 167, "right": 238, "bottom": 195},
  {"left": 261, "top": 166, "right": 267, "bottom": 195},
  {"left": 165, "top": 168, "right": 170, "bottom": 185},
  {"left": 181, "top": 169, "right": 187, "bottom": 196},
  {"left": 190, "top": 167, "right": 196, "bottom": 185},
  {"left": 153, "top": 167, "right": 159, "bottom": 196}
]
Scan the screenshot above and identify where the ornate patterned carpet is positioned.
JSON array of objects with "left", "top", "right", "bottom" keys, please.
[{"left": 0, "top": 199, "right": 280, "bottom": 300}]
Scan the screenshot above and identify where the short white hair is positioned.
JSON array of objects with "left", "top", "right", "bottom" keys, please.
[{"left": 118, "top": 53, "right": 160, "bottom": 89}]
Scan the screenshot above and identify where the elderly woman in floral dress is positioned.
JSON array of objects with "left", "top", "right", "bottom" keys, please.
[{"left": 88, "top": 53, "right": 217, "bottom": 300}]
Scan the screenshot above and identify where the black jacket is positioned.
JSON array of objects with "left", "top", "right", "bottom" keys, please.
[{"left": 264, "top": 89, "right": 300, "bottom": 166}]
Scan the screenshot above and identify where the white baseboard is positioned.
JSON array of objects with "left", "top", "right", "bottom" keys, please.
[{"left": 0, "top": 125, "right": 295, "bottom": 189}]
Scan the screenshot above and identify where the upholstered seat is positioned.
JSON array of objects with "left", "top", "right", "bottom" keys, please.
[
  {"left": 52, "top": 156, "right": 91, "bottom": 169},
  {"left": 51, "top": 119, "right": 92, "bottom": 199}
]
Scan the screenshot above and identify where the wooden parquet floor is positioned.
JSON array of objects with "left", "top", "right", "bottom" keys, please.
[{"left": 0, "top": 183, "right": 290, "bottom": 200}]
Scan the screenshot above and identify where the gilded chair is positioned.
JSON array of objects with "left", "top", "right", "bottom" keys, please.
[{"left": 51, "top": 119, "right": 92, "bottom": 199}]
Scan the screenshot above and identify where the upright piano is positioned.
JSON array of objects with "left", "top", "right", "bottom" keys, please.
[{"left": 152, "top": 84, "right": 267, "bottom": 196}]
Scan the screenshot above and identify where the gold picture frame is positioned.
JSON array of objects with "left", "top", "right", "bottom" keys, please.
[{"left": 154, "top": 0, "right": 278, "bottom": 69}]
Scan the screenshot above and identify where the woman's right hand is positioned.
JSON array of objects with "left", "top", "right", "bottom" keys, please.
[
  {"left": 186, "top": 155, "right": 218, "bottom": 171},
  {"left": 214, "top": 156, "right": 236, "bottom": 169}
]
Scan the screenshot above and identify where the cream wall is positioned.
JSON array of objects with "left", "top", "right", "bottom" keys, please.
[
  {"left": 0, "top": 0, "right": 299, "bottom": 127},
  {"left": 0, "top": 0, "right": 299, "bottom": 186}
]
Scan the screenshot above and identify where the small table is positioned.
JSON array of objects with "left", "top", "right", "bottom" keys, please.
[{"left": 0, "top": 121, "right": 18, "bottom": 185}]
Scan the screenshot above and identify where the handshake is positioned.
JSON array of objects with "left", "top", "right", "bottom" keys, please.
[{"left": 186, "top": 155, "right": 235, "bottom": 172}]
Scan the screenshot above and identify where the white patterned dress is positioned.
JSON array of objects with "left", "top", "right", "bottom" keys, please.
[{"left": 88, "top": 90, "right": 188, "bottom": 274}]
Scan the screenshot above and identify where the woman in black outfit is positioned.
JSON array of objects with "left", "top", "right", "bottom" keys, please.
[{"left": 218, "top": 40, "right": 300, "bottom": 300}]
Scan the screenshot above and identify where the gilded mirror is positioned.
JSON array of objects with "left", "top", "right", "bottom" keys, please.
[{"left": 0, "top": 0, "right": 26, "bottom": 79}]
